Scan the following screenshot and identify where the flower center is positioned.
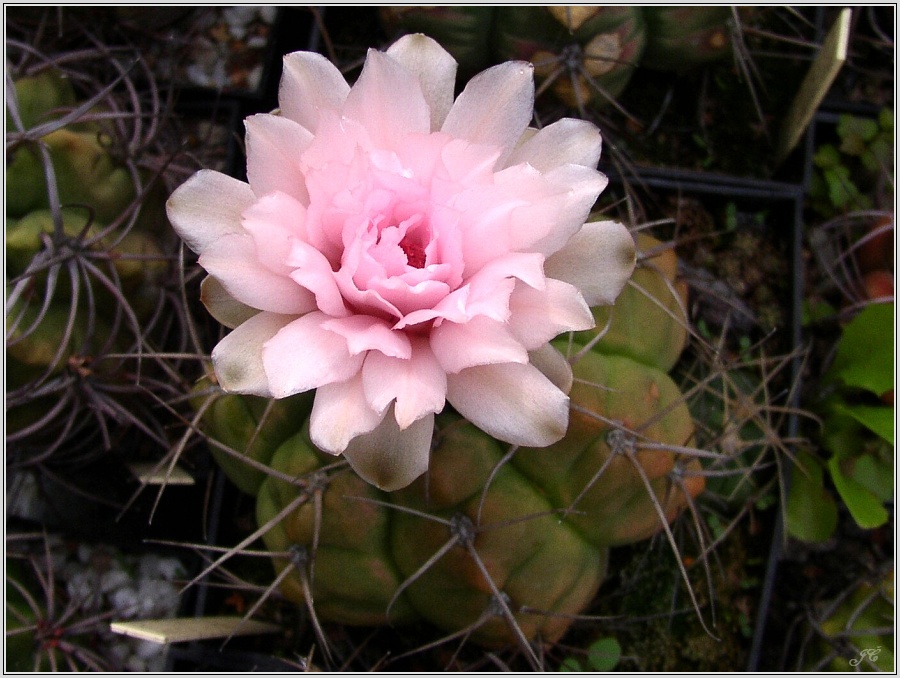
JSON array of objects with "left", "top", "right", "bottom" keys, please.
[{"left": 400, "top": 237, "right": 426, "bottom": 268}]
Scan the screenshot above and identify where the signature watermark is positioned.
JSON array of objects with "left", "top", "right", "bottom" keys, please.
[{"left": 849, "top": 646, "right": 882, "bottom": 667}]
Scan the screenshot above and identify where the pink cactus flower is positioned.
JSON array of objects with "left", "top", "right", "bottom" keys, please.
[{"left": 168, "top": 35, "right": 635, "bottom": 491}]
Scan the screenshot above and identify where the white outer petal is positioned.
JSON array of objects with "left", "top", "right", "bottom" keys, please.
[
  {"left": 279, "top": 51, "right": 350, "bottom": 132},
  {"left": 386, "top": 33, "right": 458, "bottom": 131},
  {"left": 362, "top": 338, "right": 446, "bottom": 429},
  {"left": 544, "top": 220, "right": 637, "bottom": 307},
  {"left": 309, "top": 372, "right": 385, "bottom": 454},
  {"left": 507, "top": 278, "right": 594, "bottom": 349},
  {"left": 200, "top": 276, "right": 258, "bottom": 329},
  {"left": 441, "top": 61, "right": 535, "bottom": 166},
  {"left": 431, "top": 314, "right": 529, "bottom": 373},
  {"left": 528, "top": 164, "right": 609, "bottom": 255},
  {"left": 528, "top": 343, "right": 574, "bottom": 395},
  {"left": 262, "top": 312, "right": 364, "bottom": 398},
  {"left": 446, "top": 361, "right": 570, "bottom": 447},
  {"left": 244, "top": 114, "right": 314, "bottom": 203},
  {"left": 166, "top": 170, "right": 254, "bottom": 254},
  {"left": 507, "top": 118, "right": 603, "bottom": 172},
  {"left": 342, "top": 407, "right": 434, "bottom": 491},
  {"left": 211, "top": 312, "right": 293, "bottom": 396},
  {"left": 343, "top": 48, "right": 432, "bottom": 149}
]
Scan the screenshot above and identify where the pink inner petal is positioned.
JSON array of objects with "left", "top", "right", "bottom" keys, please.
[
  {"left": 262, "top": 311, "right": 364, "bottom": 398},
  {"left": 199, "top": 233, "right": 315, "bottom": 316},
  {"left": 321, "top": 315, "right": 411, "bottom": 359},
  {"left": 362, "top": 338, "right": 446, "bottom": 429}
]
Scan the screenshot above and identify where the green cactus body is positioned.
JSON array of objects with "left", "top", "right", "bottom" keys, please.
[
  {"left": 7, "top": 299, "right": 116, "bottom": 381},
  {"left": 514, "top": 348, "right": 703, "bottom": 547},
  {"left": 639, "top": 7, "right": 733, "bottom": 71},
  {"left": 257, "top": 412, "right": 609, "bottom": 647},
  {"left": 575, "top": 232, "right": 688, "bottom": 372},
  {"left": 257, "top": 424, "right": 420, "bottom": 626},
  {"left": 7, "top": 129, "right": 136, "bottom": 224},
  {"left": 6, "top": 70, "right": 77, "bottom": 134},
  {"left": 6, "top": 208, "right": 100, "bottom": 279},
  {"left": 5, "top": 143, "right": 51, "bottom": 219},
  {"left": 7, "top": 208, "right": 166, "bottom": 320},
  {"left": 191, "top": 376, "right": 314, "bottom": 495},
  {"left": 493, "top": 6, "right": 646, "bottom": 110},
  {"left": 250, "top": 349, "right": 702, "bottom": 647},
  {"left": 389, "top": 413, "right": 608, "bottom": 647}
]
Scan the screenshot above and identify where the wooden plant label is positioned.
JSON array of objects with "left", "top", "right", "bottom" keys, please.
[
  {"left": 128, "top": 462, "right": 195, "bottom": 486},
  {"left": 777, "top": 7, "right": 851, "bottom": 161},
  {"left": 109, "top": 616, "right": 281, "bottom": 644}
]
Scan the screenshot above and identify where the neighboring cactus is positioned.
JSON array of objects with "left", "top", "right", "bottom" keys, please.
[
  {"left": 801, "top": 570, "right": 894, "bottom": 672},
  {"left": 192, "top": 228, "right": 706, "bottom": 657},
  {"left": 379, "top": 7, "right": 734, "bottom": 111},
  {"left": 639, "top": 7, "right": 734, "bottom": 71},
  {"left": 5, "top": 61, "right": 182, "bottom": 477},
  {"left": 493, "top": 7, "right": 647, "bottom": 110}
]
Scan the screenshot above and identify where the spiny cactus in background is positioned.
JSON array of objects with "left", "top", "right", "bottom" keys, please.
[
  {"left": 6, "top": 533, "right": 187, "bottom": 672},
  {"left": 799, "top": 569, "right": 894, "bottom": 672},
  {"left": 190, "top": 226, "right": 710, "bottom": 665},
  {"left": 5, "top": 62, "right": 180, "bottom": 484},
  {"left": 379, "top": 6, "right": 734, "bottom": 110}
]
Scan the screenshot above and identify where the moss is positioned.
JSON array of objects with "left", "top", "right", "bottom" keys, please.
[{"left": 600, "top": 515, "right": 766, "bottom": 671}]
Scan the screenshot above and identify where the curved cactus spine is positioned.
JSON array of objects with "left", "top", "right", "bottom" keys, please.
[
  {"left": 257, "top": 424, "right": 419, "bottom": 627},
  {"left": 575, "top": 232, "right": 690, "bottom": 372},
  {"left": 515, "top": 348, "right": 704, "bottom": 548},
  {"left": 5, "top": 52, "right": 188, "bottom": 479},
  {"left": 190, "top": 375, "right": 314, "bottom": 496}
]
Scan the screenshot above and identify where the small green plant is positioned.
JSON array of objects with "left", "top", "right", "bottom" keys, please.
[
  {"left": 810, "top": 109, "right": 894, "bottom": 217},
  {"left": 787, "top": 301, "right": 894, "bottom": 540},
  {"left": 558, "top": 636, "right": 622, "bottom": 671}
]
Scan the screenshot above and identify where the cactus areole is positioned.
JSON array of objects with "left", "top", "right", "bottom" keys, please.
[{"left": 168, "top": 34, "right": 636, "bottom": 491}]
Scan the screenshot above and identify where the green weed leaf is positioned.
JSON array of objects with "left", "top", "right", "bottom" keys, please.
[
  {"left": 833, "top": 402, "right": 894, "bottom": 444},
  {"left": 786, "top": 450, "right": 838, "bottom": 542},
  {"left": 828, "top": 302, "right": 895, "bottom": 396},
  {"left": 827, "top": 455, "right": 890, "bottom": 529},
  {"left": 587, "top": 637, "right": 622, "bottom": 672}
]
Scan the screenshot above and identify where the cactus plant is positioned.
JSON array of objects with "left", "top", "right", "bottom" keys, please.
[{"left": 190, "top": 225, "right": 708, "bottom": 663}]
